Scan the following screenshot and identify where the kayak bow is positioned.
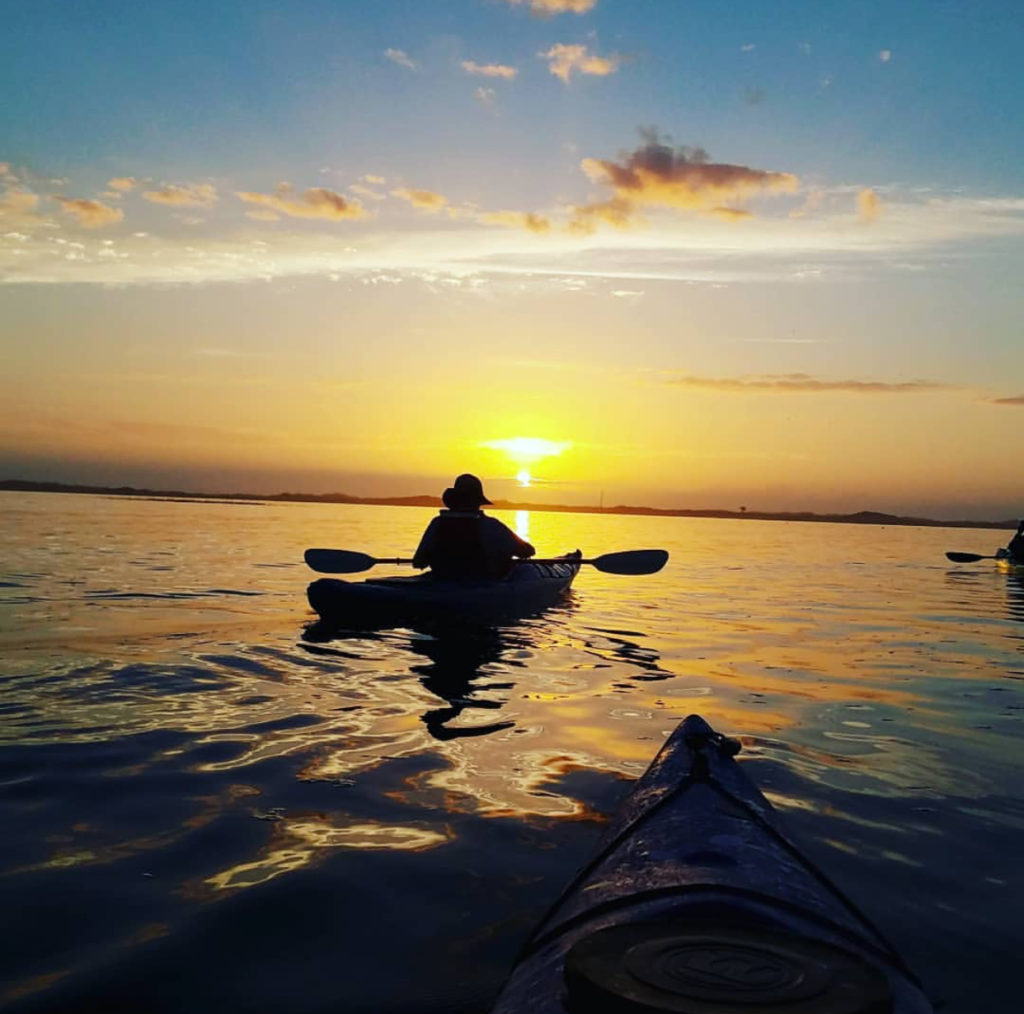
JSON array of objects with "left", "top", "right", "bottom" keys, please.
[{"left": 492, "top": 714, "right": 932, "bottom": 1013}]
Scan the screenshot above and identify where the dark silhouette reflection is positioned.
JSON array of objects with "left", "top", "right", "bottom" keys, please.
[
  {"left": 581, "top": 625, "right": 672, "bottom": 681},
  {"left": 407, "top": 624, "right": 518, "bottom": 740},
  {"left": 302, "top": 608, "right": 571, "bottom": 740}
]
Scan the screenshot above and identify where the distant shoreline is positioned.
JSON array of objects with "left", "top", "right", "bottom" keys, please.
[{"left": 1, "top": 479, "right": 1015, "bottom": 531}]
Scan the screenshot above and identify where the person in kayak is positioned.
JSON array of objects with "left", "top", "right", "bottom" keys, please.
[
  {"left": 413, "top": 473, "right": 535, "bottom": 579},
  {"left": 1007, "top": 521, "right": 1024, "bottom": 561}
]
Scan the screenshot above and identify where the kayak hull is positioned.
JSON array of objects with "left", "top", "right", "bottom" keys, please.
[
  {"left": 492, "top": 714, "right": 932, "bottom": 1013},
  {"left": 307, "top": 554, "right": 581, "bottom": 626}
]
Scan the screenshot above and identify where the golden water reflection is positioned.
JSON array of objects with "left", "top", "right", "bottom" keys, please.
[
  {"left": 204, "top": 818, "right": 449, "bottom": 892},
  {"left": 2, "top": 497, "right": 1019, "bottom": 867}
]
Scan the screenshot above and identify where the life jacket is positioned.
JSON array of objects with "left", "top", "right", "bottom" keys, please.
[{"left": 429, "top": 512, "right": 491, "bottom": 579}]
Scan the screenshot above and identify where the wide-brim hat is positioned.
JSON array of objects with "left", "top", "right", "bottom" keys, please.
[{"left": 444, "top": 473, "right": 492, "bottom": 508}]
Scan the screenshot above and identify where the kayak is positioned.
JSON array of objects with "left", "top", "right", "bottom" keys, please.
[
  {"left": 995, "top": 549, "right": 1023, "bottom": 574},
  {"left": 492, "top": 714, "right": 932, "bottom": 1013},
  {"left": 307, "top": 552, "right": 582, "bottom": 626}
]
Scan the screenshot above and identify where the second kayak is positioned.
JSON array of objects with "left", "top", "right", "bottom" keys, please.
[
  {"left": 492, "top": 714, "right": 932, "bottom": 1013},
  {"left": 307, "top": 552, "right": 582, "bottom": 626}
]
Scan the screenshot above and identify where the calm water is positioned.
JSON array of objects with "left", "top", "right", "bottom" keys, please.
[{"left": 1, "top": 492, "right": 1020, "bottom": 1014}]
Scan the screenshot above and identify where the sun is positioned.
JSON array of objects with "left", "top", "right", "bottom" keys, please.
[
  {"left": 516, "top": 469, "right": 531, "bottom": 487},
  {"left": 481, "top": 437, "right": 571, "bottom": 465}
]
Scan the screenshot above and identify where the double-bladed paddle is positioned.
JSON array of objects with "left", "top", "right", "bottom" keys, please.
[
  {"left": 304, "top": 547, "right": 669, "bottom": 576},
  {"left": 945, "top": 551, "right": 1000, "bottom": 563}
]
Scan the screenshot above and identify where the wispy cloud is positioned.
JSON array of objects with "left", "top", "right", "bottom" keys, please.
[
  {"left": 879, "top": 49, "right": 893, "bottom": 63},
  {"left": 54, "top": 197, "right": 124, "bottom": 228},
  {"left": 540, "top": 43, "right": 620, "bottom": 82},
  {"left": 989, "top": 395, "right": 1024, "bottom": 406},
  {"left": 5, "top": 184, "right": 1024, "bottom": 288},
  {"left": 143, "top": 183, "right": 217, "bottom": 207},
  {"left": 108, "top": 177, "right": 138, "bottom": 192},
  {"left": 461, "top": 60, "right": 517, "bottom": 79},
  {"left": 741, "top": 43, "right": 756, "bottom": 52},
  {"left": 244, "top": 208, "right": 281, "bottom": 222},
  {"left": 235, "top": 184, "right": 366, "bottom": 222},
  {"left": 385, "top": 48, "right": 416, "bottom": 70},
  {"left": 350, "top": 184, "right": 387, "bottom": 201},
  {"left": 475, "top": 86, "right": 497, "bottom": 107},
  {"left": 503, "top": 0, "right": 597, "bottom": 13},
  {"left": 659, "top": 372, "right": 951, "bottom": 394},
  {"left": 571, "top": 131, "right": 797, "bottom": 230}
]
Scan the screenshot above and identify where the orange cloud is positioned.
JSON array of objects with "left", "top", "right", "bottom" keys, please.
[
  {"left": 476, "top": 209, "right": 552, "bottom": 233},
  {"left": 504, "top": 0, "right": 597, "bottom": 13},
  {"left": 858, "top": 188, "right": 882, "bottom": 221},
  {"left": 461, "top": 60, "right": 517, "bottom": 79},
  {"left": 54, "top": 197, "right": 124, "bottom": 228},
  {"left": 541, "top": 43, "right": 619, "bottom": 82},
  {"left": 990, "top": 395, "right": 1024, "bottom": 406},
  {"left": 0, "top": 188, "right": 43, "bottom": 228},
  {"left": 108, "top": 177, "right": 137, "bottom": 192},
  {"left": 712, "top": 207, "right": 754, "bottom": 221},
  {"left": 661, "top": 373, "right": 950, "bottom": 394},
  {"left": 235, "top": 184, "right": 367, "bottom": 222},
  {"left": 391, "top": 188, "right": 449, "bottom": 213},
  {"left": 573, "top": 133, "right": 798, "bottom": 228},
  {"left": 143, "top": 183, "right": 217, "bottom": 207},
  {"left": 566, "top": 198, "right": 634, "bottom": 234}
]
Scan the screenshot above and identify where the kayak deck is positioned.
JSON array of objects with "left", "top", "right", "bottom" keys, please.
[
  {"left": 492, "top": 714, "right": 932, "bottom": 1013},
  {"left": 307, "top": 554, "right": 581, "bottom": 626}
]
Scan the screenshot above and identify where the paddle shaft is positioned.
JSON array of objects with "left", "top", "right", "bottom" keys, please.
[
  {"left": 321, "top": 558, "right": 613, "bottom": 565},
  {"left": 304, "top": 547, "right": 668, "bottom": 576}
]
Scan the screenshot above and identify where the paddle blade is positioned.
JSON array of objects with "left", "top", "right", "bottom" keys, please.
[
  {"left": 945, "top": 552, "right": 991, "bottom": 563},
  {"left": 304, "top": 548, "right": 377, "bottom": 573},
  {"left": 592, "top": 549, "right": 669, "bottom": 575}
]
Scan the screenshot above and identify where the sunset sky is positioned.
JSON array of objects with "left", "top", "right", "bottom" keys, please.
[{"left": 1, "top": 0, "right": 1021, "bottom": 518}]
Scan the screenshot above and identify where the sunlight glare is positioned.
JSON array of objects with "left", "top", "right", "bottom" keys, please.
[
  {"left": 482, "top": 437, "right": 571, "bottom": 465},
  {"left": 515, "top": 511, "right": 530, "bottom": 539},
  {"left": 517, "top": 469, "right": 531, "bottom": 487}
]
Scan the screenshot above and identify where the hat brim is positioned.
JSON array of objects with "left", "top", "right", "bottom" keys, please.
[{"left": 443, "top": 488, "right": 490, "bottom": 509}]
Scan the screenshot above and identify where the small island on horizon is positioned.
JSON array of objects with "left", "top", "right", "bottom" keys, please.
[{"left": 1, "top": 478, "right": 1016, "bottom": 531}]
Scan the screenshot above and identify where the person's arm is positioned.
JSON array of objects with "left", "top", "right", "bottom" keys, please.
[
  {"left": 487, "top": 517, "right": 535, "bottom": 558},
  {"left": 412, "top": 518, "right": 439, "bottom": 569}
]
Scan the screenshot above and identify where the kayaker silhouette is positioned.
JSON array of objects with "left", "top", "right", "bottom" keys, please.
[
  {"left": 413, "top": 473, "right": 535, "bottom": 579},
  {"left": 1007, "top": 521, "right": 1024, "bottom": 561}
]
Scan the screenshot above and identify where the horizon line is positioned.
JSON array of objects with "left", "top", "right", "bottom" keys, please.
[{"left": 0, "top": 478, "right": 1016, "bottom": 531}]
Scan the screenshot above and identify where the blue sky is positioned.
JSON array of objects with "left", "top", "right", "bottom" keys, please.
[{"left": 4, "top": 0, "right": 1021, "bottom": 190}]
